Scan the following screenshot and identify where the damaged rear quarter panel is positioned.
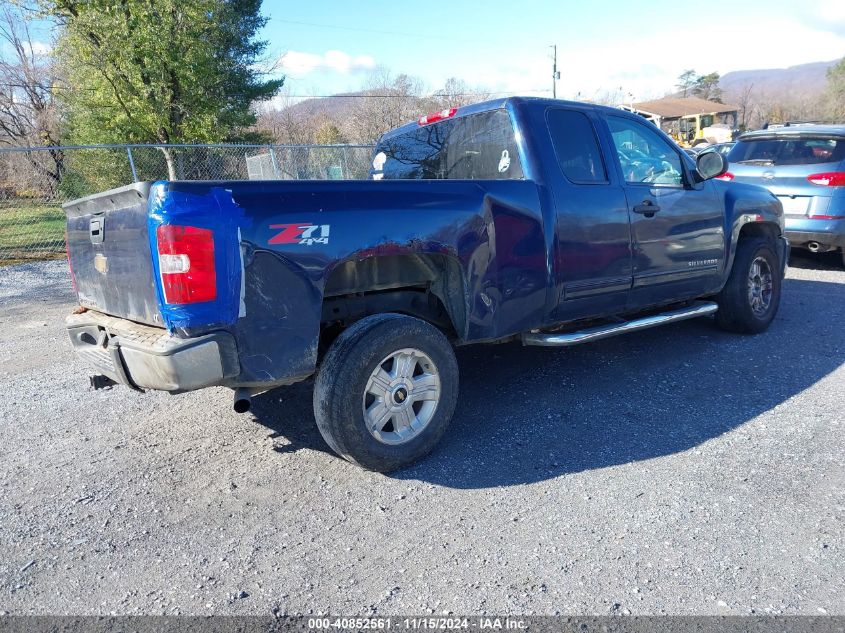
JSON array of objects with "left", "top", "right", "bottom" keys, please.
[
  {"left": 220, "top": 179, "right": 544, "bottom": 385},
  {"left": 147, "top": 182, "right": 248, "bottom": 331}
]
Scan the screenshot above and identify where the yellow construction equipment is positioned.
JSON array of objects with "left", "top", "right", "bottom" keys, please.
[{"left": 619, "top": 97, "right": 738, "bottom": 148}]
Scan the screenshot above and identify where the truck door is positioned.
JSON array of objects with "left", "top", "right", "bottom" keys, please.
[
  {"left": 544, "top": 108, "right": 633, "bottom": 322},
  {"left": 602, "top": 114, "right": 726, "bottom": 308}
]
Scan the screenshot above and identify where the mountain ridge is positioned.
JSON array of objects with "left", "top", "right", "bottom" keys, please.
[{"left": 720, "top": 59, "right": 837, "bottom": 100}]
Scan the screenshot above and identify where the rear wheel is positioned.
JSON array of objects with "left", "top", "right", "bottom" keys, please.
[
  {"left": 715, "top": 237, "right": 782, "bottom": 334},
  {"left": 313, "top": 313, "right": 459, "bottom": 472}
]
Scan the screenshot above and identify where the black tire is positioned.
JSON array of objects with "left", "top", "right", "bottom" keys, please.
[
  {"left": 715, "top": 237, "right": 782, "bottom": 334},
  {"left": 313, "top": 313, "right": 459, "bottom": 472},
  {"left": 841, "top": 248, "right": 845, "bottom": 269}
]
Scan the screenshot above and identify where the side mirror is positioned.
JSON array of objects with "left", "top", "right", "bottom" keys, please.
[{"left": 695, "top": 149, "right": 728, "bottom": 181}]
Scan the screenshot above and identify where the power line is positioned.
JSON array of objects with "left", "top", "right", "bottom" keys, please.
[
  {"left": 0, "top": 82, "right": 552, "bottom": 98},
  {"left": 275, "top": 90, "right": 551, "bottom": 98}
]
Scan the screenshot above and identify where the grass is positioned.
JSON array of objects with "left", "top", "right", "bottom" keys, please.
[{"left": 0, "top": 202, "right": 66, "bottom": 264}]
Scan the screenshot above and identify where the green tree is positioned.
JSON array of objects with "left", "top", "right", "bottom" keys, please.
[
  {"left": 314, "top": 121, "right": 345, "bottom": 145},
  {"left": 676, "top": 69, "right": 697, "bottom": 98},
  {"left": 826, "top": 57, "right": 845, "bottom": 121},
  {"left": 676, "top": 70, "right": 723, "bottom": 102},
  {"left": 50, "top": 0, "right": 283, "bottom": 178},
  {"left": 693, "top": 72, "right": 722, "bottom": 103}
]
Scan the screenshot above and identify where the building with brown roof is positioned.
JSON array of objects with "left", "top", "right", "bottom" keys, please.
[{"left": 619, "top": 96, "right": 739, "bottom": 146}]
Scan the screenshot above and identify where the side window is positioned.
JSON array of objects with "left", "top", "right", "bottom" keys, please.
[
  {"left": 372, "top": 109, "right": 523, "bottom": 180},
  {"left": 607, "top": 115, "right": 683, "bottom": 187},
  {"left": 374, "top": 122, "right": 453, "bottom": 179},
  {"left": 546, "top": 109, "right": 607, "bottom": 183}
]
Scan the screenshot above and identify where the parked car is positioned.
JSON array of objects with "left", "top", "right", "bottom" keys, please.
[
  {"left": 724, "top": 126, "right": 845, "bottom": 266},
  {"left": 63, "top": 97, "right": 787, "bottom": 471}
]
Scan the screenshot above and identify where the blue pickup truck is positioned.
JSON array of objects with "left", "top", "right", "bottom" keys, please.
[{"left": 64, "top": 97, "right": 787, "bottom": 471}]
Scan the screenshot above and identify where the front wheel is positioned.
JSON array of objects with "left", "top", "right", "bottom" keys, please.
[
  {"left": 313, "top": 314, "right": 459, "bottom": 472},
  {"left": 715, "top": 237, "right": 782, "bottom": 334}
]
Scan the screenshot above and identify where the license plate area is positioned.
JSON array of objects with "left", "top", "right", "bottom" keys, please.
[{"left": 777, "top": 196, "right": 809, "bottom": 215}]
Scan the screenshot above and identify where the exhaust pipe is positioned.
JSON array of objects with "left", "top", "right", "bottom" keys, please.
[
  {"left": 807, "top": 241, "right": 821, "bottom": 253},
  {"left": 233, "top": 388, "right": 253, "bottom": 413}
]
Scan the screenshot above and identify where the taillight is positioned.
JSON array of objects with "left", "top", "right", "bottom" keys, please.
[
  {"left": 418, "top": 108, "right": 457, "bottom": 126},
  {"left": 808, "top": 214, "right": 845, "bottom": 220},
  {"left": 156, "top": 225, "right": 216, "bottom": 304},
  {"left": 807, "top": 172, "right": 845, "bottom": 187},
  {"left": 715, "top": 172, "right": 734, "bottom": 181}
]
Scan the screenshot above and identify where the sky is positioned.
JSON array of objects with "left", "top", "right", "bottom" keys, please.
[
  {"left": 8, "top": 0, "right": 845, "bottom": 106},
  {"left": 261, "top": 0, "right": 845, "bottom": 102}
]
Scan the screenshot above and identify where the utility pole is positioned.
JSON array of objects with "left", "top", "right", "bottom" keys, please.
[{"left": 550, "top": 45, "right": 560, "bottom": 98}]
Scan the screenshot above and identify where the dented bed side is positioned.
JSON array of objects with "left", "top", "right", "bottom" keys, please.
[{"left": 64, "top": 176, "right": 544, "bottom": 391}]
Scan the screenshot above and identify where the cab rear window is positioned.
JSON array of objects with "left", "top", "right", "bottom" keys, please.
[
  {"left": 727, "top": 137, "right": 845, "bottom": 166},
  {"left": 371, "top": 109, "right": 523, "bottom": 180}
]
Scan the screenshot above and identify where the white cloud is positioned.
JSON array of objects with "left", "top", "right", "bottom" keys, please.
[
  {"left": 818, "top": 0, "right": 845, "bottom": 20},
  {"left": 1, "top": 40, "right": 51, "bottom": 60},
  {"left": 465, "top": 15, "right": 845, "bottom": 103},
  {"left": 279, "top": 50, "right": 376, "bottom": 77},
  {"left": 803, "top": 0, "right": 845, "bottom": 35},
  {"left": 30, "top": 41, "right": 51, "bottom": 56}
]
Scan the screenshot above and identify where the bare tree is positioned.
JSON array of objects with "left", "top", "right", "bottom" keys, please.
[
  {"left": 432, "top": 77, "right": 489, "bottom": 109},
  {"left": 748, "top": 89, "right": 830, "bottom": 129},
  {"left": 255, "top": 89, "right": 317, "bottom": 145},
  {"left": 344, "top": 68, "right": 426, "bottom": 144},
  {"left": 0, "top": 3, "right": 63, "bottom": 194},
  {"left": 734, "top": 83, "right": 756, "bottom": 131},
  {"left": 592, "top": 87, "right": 627, "bottom": 106}
]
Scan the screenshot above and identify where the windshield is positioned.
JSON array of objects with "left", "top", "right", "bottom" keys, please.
[
  {"left": 371, "top": 109, "right": 524, "bottom": 180},
  {"left": 727, "top": 136, "right": 845, "bottom": 166}
]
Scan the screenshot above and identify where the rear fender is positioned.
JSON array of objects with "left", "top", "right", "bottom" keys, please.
[
  {"left": 147, "top": 182, "right": 249, "bottom": 333},
  {"left": 323, "top": 253, "right": 468, "bottom": 339}
]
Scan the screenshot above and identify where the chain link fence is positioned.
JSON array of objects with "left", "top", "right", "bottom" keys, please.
[{"left": 0, "top": 143, "right": 374, "bottom": 264}]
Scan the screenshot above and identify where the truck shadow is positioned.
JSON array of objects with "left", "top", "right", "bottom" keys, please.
[
  {"left": 788, "top": 249, "right": 842, "bottom": 271},
  {"left": 250, "top": 276, "right": 844, "bottom": 489}
]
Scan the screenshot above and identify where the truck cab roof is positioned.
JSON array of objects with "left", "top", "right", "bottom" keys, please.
[{"left": 378, "top": 96, "right": 628, "bottom": 142}]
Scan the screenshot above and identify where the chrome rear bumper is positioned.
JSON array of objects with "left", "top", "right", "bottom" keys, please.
[{"left": 66, "top": 311, "right": 239, "bottom": 392}]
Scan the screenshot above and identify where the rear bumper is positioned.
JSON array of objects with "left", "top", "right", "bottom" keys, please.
[
  {"left": 784, "top": 217, "right": 845, "bottom": 250},
  {"left": 785, "top": 231, "right": 845, "bottom": 250},
  {"left": 66, "top": 311, "right": 239, "bottom": 392}
]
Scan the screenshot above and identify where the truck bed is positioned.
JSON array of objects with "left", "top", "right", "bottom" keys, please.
[{"left": 63, "top": 177, "right": 543, "bottom": 391}]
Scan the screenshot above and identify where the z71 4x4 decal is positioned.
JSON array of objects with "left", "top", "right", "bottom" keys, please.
[{"left": 268, "top": 223, "right": 331, "bottom": 246}]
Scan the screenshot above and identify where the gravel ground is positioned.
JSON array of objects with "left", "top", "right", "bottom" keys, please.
[{"left": 0, "top": 254, "right": 843, "bottom": 616}]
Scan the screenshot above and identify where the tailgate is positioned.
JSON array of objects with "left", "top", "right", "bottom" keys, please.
[{"left": 63, "top": 182, "right": 161, "bottom": 326}]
